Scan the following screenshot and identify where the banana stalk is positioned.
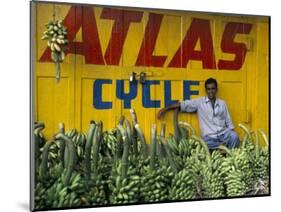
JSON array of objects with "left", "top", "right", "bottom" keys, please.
[
  {"left": 92, "top": 122, "right": 102, "bottom": 177},
  {"left": 134, "top": 123, "right": 148, "bottom": 158},
  {"left": 40, "top": 139, "right": 54, "bottom": 180},
  {"left": 117, "top": 124, "right": 129, "bottom": 180},
  {"left": 84, "top": 121, "right": 96, "bottom": 187},
  {"left": 173, "top": 108, "right": 181, "bottom": 143},
  {"left": 58, "top": 123, "right": 66, "bottom": 168},
  {"left": 150, "top": 124, "right": 157, "bottom": 170},
  {"left": 159, "top": 136, "right": 178, "bottom": 173},
  {"left": 54, "top": 133, "right": 77, "bottom": 186}
]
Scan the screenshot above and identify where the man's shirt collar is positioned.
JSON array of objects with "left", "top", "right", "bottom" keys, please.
[{"left": 204, "top": 97, "right": 219, "bottom": 106}]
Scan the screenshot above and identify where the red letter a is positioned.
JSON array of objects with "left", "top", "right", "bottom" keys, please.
[
  {"left": 39, "top": 6, "right": 104, "bottom": 65},
  {"left": 168, "top": 18, "right": 216, "bottom": 69}
]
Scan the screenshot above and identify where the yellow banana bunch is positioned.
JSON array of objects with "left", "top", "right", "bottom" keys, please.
[{"left": 41, "top": 20, "right": 68, "bottom": 82}]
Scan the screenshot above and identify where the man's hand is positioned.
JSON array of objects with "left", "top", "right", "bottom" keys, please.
[
  {"left": 157, "top": 108, "right": 166, "bottom": 120},
  {"left": 157, "top": 102, "right": 181, "bottom": 120}
]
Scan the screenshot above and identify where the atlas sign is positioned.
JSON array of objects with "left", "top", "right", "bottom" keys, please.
[{"left": 40, "top": 6, "right": 253, "bottom": 70}]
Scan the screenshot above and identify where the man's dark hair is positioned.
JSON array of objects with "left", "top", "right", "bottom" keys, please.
[{"left": 205, "top": 78, "right": 218, "bottom": 89}]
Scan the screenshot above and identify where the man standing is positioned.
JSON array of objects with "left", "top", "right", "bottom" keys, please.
[{"left": 157, "top": 78, "right": 240, "bottom": 149}]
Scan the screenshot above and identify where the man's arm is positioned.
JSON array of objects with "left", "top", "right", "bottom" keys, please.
[
  {"left": 157, "top": 99, "right": 199, "bottom": 120},
  {"left": 157, "top": 102, "right": 180, "bottom": 119}
]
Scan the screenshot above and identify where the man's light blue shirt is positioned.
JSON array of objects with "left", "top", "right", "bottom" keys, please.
[{"left": 180, "top": 97, "right": 234, "bottom": 138}]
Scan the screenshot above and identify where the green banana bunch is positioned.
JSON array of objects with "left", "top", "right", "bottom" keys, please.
[
  {"left": 219, "top": 146, "right": 249, "bottom": 197},
  {"left": 169, "top": 168, "right": 196, "bottom": 200},
  {"left": 65, "top": 128, "right": 78, "bottom": 138},
  {"left": 251, "top": 130, "right": 269, "bottom": 181},
  {"left": 166, "top": 135, "right": 184, "bottom": 170},
  {"left": 108, "top": 124, "right": 140, "bottom": 204},
  {"left": 159, "top": 134, "right": 196, "bottom": 201},
  {"left": 140, "top": 167, "right": 170, "bottom": 202},
  {"left": 238, "top": 124, "right": 269, "bottom": 192},
  {"left": 41, "top": 20, "right": 68, "bottom": 82},
  {"left": 139, "top": 156, "right": 174, "bottom": 202},
  {"left": 224, "top": 167, "right": 247, "bottom": 197},
  {"left": 47, "top": 141, "right": 60, "bottom": 165},
  {"left": 44, "top": 171, "right": 83, "bottom": 208},
  {"left": 139, "top": 125, "right": 170, "bottom": 203},
  {"left": 189, "top": 136, "right": 224, "bottom": 198},
  {"left": 80, "top": 121, "right": 108, "bottom": 206},
  {"left": 108, "top": 160, "right": 140, "bottom": 204},
  {"left": 101, "top": 129, "right": 118, "bottom": 158},
  {"left": 34, "top": 182, "right": 48, "bottom": 209},
  {"left": 184, "top": 153, "right": 204, "bottom": 198},
  {"left": 82, "top": 158, "right": 108, "bottom": 206},
  {"left": 201, "top": 159, "right": 225, "bottom": 198},
  {"left": 178, "top": 138, "right": 191, "bottom": 158},
  {"left": 65, "top": 128, "right": 86, "bottom": 172},
  {"left": 72, "top": 132, "right": 87, "bottom": 165}
]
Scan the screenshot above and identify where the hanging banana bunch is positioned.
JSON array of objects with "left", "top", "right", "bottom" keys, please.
[{"left": 41, "top": 20, "right": 68, "bottom": 83}]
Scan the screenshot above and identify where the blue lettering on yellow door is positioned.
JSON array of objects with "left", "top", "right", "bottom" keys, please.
[
  {"left": 164, "top": 80, "right": 178, "bottom": 107},
  {"left": 93, "top": 79, "right": 112, "bottom": 109},
  {"left": 142, "top": 80, "right": 161, "bottom": 108},
  {"left": 93, "top": 79, "right": 200, "bottom": 109},
  {"left": 116, "top": 80, "right": 138, "bottom": 108},
  {"left": 183, "top": 80, "right": 199, "bottom": 100}
]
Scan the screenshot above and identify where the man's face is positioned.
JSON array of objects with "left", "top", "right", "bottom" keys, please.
[{"left": 205, "top": 83, "right": 217, "bottom": 100}]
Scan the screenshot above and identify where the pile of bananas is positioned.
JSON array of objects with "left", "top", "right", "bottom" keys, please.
[
  {"left": 41, "top": 20, "right": 68, "bottom": 82},
  {"left": 33, "top": 114, "right": 269, "bottom": 210}
]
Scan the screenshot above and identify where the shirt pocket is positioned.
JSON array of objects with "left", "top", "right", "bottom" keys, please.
[{"left": 217, "top": 118, "right": 226, "bottom": 127}]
